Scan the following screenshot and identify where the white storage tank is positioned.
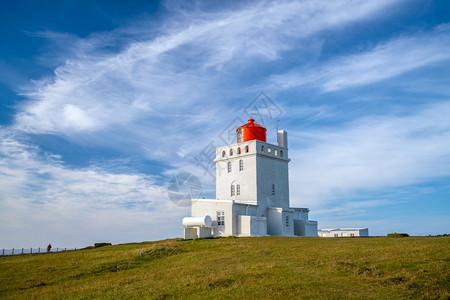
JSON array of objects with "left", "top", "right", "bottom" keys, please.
[{"left": 182, "top": 215, "right": 212, "bottom": 228}]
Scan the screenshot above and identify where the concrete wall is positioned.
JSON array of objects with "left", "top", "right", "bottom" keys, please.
[
  {"left": 237, "top": 215, "right": 251, "bottom": 236},
  {"left": 215, "top": 139, "right": 289, "bottom": 212},
  {"left": 256, "top": 141, "right": 290, "bottom": 210},
  {"left": 198, "top": 227, "right": 212, "bottom": 238},
  {"left": 267, "top": 207, "right": 283, "bottom": 235},
  {"left": 305, "top": 221, "right": 318, "bottom": 237},
  {"left": 358, "top": 228, "right": 369, "bottom": 236},
  {"left": 281, "top": 211, "right": 295, "bottom": 236},
  {"left": 294, "top": 219, "right": 306, "bottom": 236},
  {"left": 184, "top": 228, "right": 198, "bottom": 239},
  {"left": 237, "top": 215, "right": 267, "bottom": 236},
  {"left": 191, "top": 199, "right": 262, "bottom": 237},
  {"left": 183, "top": 227, "right": 212, "bottom": 239},
  {"left": 293, "top": 208, "right": 309, "bottom": 221},
  {"left": 191, "top": 199, "right": 234, "bottom": 236},
  {"left": 215, "top": 141, "right": 258, "bottom": 203},
  {"left": 250, "top": 216, "right": 267, "bottom": 236}
]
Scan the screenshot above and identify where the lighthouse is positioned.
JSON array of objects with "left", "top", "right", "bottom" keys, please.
[{"left": 182, "top": 119, "right": 318, "bottom": 239}]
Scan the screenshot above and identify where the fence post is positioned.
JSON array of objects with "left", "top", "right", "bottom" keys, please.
[
  {"left": 31, "top": 248, "right": 33, "bottom": 254},
  {"left": 12, "top": 248, "right": 14, "bottom": 255},
  {"left": 2, "top": 249, "right": 4, "bottom": 255},
  {"left": 38, "top": 247, "right": 40, "bottom": 253},
  {"left": 22, "top": 248, "right": 24, "bottom": 254},
  {"left": 57, "top": 247, "right": 59, "bottom": 252}
]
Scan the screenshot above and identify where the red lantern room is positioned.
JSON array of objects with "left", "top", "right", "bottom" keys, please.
[{"left": 236, "top": 119, "right": 267, "bottom": 143}]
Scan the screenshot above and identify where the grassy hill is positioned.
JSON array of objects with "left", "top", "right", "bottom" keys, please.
[{"left": 1, "top": 236, "right": 449, "bottom": 299}]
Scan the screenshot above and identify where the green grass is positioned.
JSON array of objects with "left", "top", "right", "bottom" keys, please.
[{"left": 1, "top": 236, "right": 449, "bottom": 299}]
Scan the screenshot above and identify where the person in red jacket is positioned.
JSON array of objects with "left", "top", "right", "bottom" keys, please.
[{"left": 47, "top": 243, "right": 52, "bottom": 253}]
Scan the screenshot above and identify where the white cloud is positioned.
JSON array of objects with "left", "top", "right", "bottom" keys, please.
[
  {"left": 13, "top": 0, "right": 397, "bottom": 157},
  {"left": 271, "top": 24, "right": 450, "bottom": 91},
  {"left": 4, "top": 0, "right": 448, "bottom": 245},
  {"left": 0, "top": 129, "right": 188, "bottom": 248},
  {"left": 289, "top": 101, "right": 450, "bottom": 208}
]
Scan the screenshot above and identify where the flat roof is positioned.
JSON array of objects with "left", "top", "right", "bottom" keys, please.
[
  {"left": 191, "top": 198, "right": 258, "bottom": 206},
  {"left": 319, "top": 228, "right": 368, "bottom": 232}
]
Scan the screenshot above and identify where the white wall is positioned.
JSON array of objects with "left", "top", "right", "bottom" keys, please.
[
  {"left": 215, "top": 139, "right": 289, "bottom": 212},
  {"left": 305, "top": 221, "right": 318, "bottom": 237},
  {"left": 184, "top": 228, "right": 197, "bottom": 239},
  {"left": 293, "top": 208, "right": 309, "bottom": 221},
  {"left": 215, "top": 141, "right": 258, "bottom": 203},
  {"left": 256, "top": 141, "right": 290, "bottom": 210},
  {"left": 282, "top": 211, "right": 295, "bottom": 236},
  {"left": 237, "top": 215, "right": 251, "bottom": 236},
  {"left": 267, "top": 207, "right": 283, "bottom": 235},
  {"left": 191, "top": 199, "right": 234, "bottom": 236},
  {"left": 250, "top": 217, "right": 267, "bottom": 236},
  {"left": 318, "top": 228, "right": 369, "bottom": 237}
]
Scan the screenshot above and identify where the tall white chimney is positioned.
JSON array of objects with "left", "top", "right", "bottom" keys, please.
[{"left": 277, "top": 130, "right": 288, "bottom": 149}]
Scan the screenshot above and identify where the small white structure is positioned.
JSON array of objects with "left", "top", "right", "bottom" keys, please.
[
  {"left": 318, "top": 228, "right": 369, "bottom": 237},
  {"left": 182, "top": 119, "right": 318, "bottom": 239},
  {"left": 182, "top": 216, "right": 213, "bottom": 239}
]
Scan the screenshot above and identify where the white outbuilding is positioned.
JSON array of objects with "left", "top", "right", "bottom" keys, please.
[
  {"left": 318, "top": 228, "right": 369, "bottom": 237},
  {"left": 182, "top": 119, "right": 318, "bottom": 239}
]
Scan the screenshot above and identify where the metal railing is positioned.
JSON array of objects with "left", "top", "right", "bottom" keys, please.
[{"left": 1, "top": 247, "right": 77, "bottom": 256}]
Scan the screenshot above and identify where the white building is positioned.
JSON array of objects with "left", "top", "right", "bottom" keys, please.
[
  {"left": 182, "top": 119, "right": 318, "bottom": 239},
  {"left": 318, "top": 228, "right": 369, "bottom": 237}
]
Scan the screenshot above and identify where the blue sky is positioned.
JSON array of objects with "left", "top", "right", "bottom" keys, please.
[{"left": 1, "top": 0, "right": 449, "bottom": 248}]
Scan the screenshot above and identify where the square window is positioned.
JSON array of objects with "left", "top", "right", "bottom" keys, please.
[{"left": 217, "top": 211, "right": 225, "bottom": 226}]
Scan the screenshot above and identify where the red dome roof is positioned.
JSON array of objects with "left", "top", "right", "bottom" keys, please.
[{"left": 236, "top": 119, "right": 267, "bottom": 142}]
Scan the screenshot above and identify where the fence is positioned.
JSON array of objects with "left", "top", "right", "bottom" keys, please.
[{"left": 1, "top": 247, "right": 77, "bottom": 256}]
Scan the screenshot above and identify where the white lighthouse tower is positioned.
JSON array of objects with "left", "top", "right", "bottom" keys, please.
[{"left": 182, "top": 119, "right": 318, "bottom": 239}]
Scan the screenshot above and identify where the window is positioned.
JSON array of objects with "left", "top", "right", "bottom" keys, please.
[
  {"left": 239, "top": 159, "right": 243, "bottom": 171},
  {"left": 227, "top": 161, "right": 231, "bottom": 173},
  {"left": 350, "top": 233, "right": 355, "bottom": 237},
  {"left": 274, "top": 149, "right": 278, "bottom": 156},
  {"left": 334, "top": 234, "right": 339, "bottom": 237},
  {"left": 272, "top": 184, "right": 275, "bottom": 195},
  {"left": 230, "top": 149, "right": 233, "bottom": 156},
  {"left": 280, "top": 150, "right": 283, "bottom": 157},
  {"left": 261, "top": 145, "right": 264, "bottom": 152},
  {"left": 268, "top": 147, "right": 271, "bottom": 153},
  {"left": 237, "top": 129, "right": 243, "bottom": 143},
  {"left": 231, "top": 184, "right": 235, "bottom": 196},
  {"left": 285, "top": 215, "right": 289, "bottom": 227},
  {"left": 245, "top": 146, "right": 249, "bottom": 153},
  {"left": 217, "top": 211, "right": 225, "bottom": 226},
  {"left": 238, "top": 147, "right": 241, "bottom": 154},
  {"left": 236, "top": 184, "right": 240, "bottom": 195},
  {"left": 222, "top": 150, "right": 226, "bottom": 158}
]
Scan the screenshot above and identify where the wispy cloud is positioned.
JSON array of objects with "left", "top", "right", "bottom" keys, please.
[
  {"left": 2, "top": 0, "right": 448, "bottom": 245},
  {"left": 13, "top": 1, "right": 397, "bottom": 145},
  {"left": 0, "top": 128, "right": 187, "bottom": 247},
  {"left": 289, "top": 101, "right": 450, "bottom": 208},
  {"left": 271, "top": 24, "right": 450, "bottom": 91}
]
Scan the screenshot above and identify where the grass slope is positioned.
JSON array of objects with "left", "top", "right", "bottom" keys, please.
[{"left": 1, "top": 236, "right": 449, "bottom": 299}]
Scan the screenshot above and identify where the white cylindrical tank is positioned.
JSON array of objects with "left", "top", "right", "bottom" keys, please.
[{"left": 182, "top": 215, "right": 212, "bottom": 228}]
